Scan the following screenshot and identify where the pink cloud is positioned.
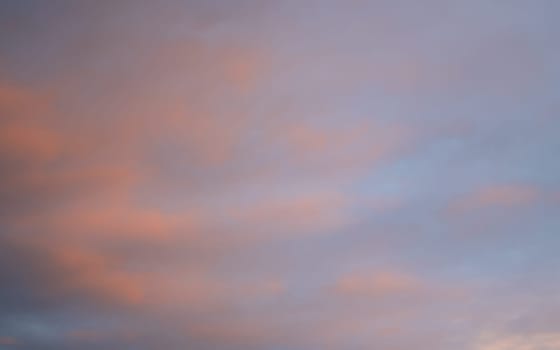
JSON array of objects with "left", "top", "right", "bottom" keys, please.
[
  {"left": 271, "top": 120, "right": 412, "bottom": 167},
  {"left": 335, "top": 270, "right": 421, "bottom": 298},
  {"left": 0, "top": 121, "right": 61, "bottom": 163},
  {"left": 188, "top": 320, "right": 278, "bottom": 347},
  {"left": 0, "top": 235, "right": 147, "bottom": 308},
  {"left": 230, "top": 191, "right": 353, "bottom": 236},
  {"left": 450, "top": 184, "right": 539, "bottom": 213},
  {"left": 30, "top": 204, "right": 195, "bottom": 242},
  {"left": 221, "top": 48, "right": 268, "bottom": 93},
  {"left": 333, "top": 268, "right": 470, "bottom": 304},
  {"left": 474, "top": 332, "right": 560, "bottom": 350},
  {"left": 43, "top": 242, "right": 146, "bottom": 305},
  {"left": 0, "top": 81, "right": 50, "bottom": 119},
  {"left": 0, "top": 336, "right": 17, "bottom": 345}
]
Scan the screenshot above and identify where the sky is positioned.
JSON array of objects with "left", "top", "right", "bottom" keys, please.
[{"left": 0, "top": 1, "right": 559, "bottom": 349}]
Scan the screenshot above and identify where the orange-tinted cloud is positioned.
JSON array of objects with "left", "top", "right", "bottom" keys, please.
[
  {"left": 29, "top": 204, "right": 194, "bottom": 242},
  {"left": 39, "top": 242, "right": 146, "bottom": 305},
  {"left": 450, "top": 184, "right": 539, "bottom": 213},
  {"left": 65, "top": 328, "right": 140, "bottom": 344},
  {"left": 144, "top": 269, "right": 286, "bottom": 312},
  {"left": 271, "top": 120, "right": 412, "bottom": 168},
  {"left": 474, "top": 332, "right": 560, "bottom": 350},
  {"left": 0, "top": 336, "right": 17, "bottom": 345},
  {"left": 158, "top": 111, "right": 248, "bottom": 167},
  {"left": 335, "top": 270, "right": 421, "bottom": 297},
  {"left": 222, "top": 48, "right": 267, "bottom": 92},
  {"left": 187, "top": 314, "right": 283, "bottom": 348},
  {"left": 333, "top": 268, "right": 470, "bottom": 304},
  {"left": 0, "top": 235, "right": 146, "bottom": 309},
  {"left": 0, "top": 81, "right": 61, "bottom": 164},
  {"left": 230, "top": 191, "right": 353, "bottom": 236},
  {"left": 0, "top": 121, "right": 61, "bottom": 163},
  {"left": 0, "top": 81, "right": 50, "bottom": 118},
  {"left": 1, "top": 3, "right": 557, "bottom": 349}
]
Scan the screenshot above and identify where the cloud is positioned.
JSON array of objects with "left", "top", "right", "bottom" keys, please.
[
  {"left": 474, "top": 332, "right": 560, "bottom": 350},
  {"left": 0, "top": 235, "right": 146, "bottom": 318},
  {"left": 229, "top": 191, "right": 353, "bottom": 237},
  {"left": 0, "top": 121, "right": 61, "bottom": 163},
  {"left": 24, "top": 204, "right": 192, "bottom": 242},
  {"left": 0, "top": 1, "right": 558, "bottom": 350},
  {"left": 187, "top": 318, "right": 280, "bottom": 347},
  {"left": 331, "top": 268, "right": 470, "bottom": 308},
  {"left": 335, "top": 270, "right": 421, "bottom": 298},
  {"left": 0, "top": 336, "right": 18, "bottom": 345},
  {"left": 0, "top": 81, "right": 49, "bottom": 119},
  {"left": 0, "top": 81, "right": 60, "bottom": 166},
  {"left": 269, "top": 120, "right": 413, "bottom": 174},
  {"left": 449, "top": 184, "right": 539, "bottom": 214},
  {"left": 221, "top": 48, "right": 268, "bottom": 93}
]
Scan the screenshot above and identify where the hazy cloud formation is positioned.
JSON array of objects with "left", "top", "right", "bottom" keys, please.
[{"left": 0, "top": 1, "right": 559, "bottom": 349}]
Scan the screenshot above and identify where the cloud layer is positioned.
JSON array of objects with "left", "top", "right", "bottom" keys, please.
[{"left": 0, "top": 1, "right": 559, "bottom": 349}]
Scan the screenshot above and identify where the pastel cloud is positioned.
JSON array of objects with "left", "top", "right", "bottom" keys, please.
[
  {"left": 229, "top": 191, "right": 353, "bottom": 236},
  {"left": 0, "top": 81, "right": 49, "bottom": 119},
  {"left": 451, "top": 184, "right": 539, "bottom": 212},
  {"left": 29, "top": 204, "right": 190, "bottom": 242},
  {"left": 0, "top": 336, "right": 17, "bottom": 345},
  {"left": 0, "top": 121, "right": 61, "bottom": 163},
  {"left": 335, "top": 270, "right": 421, "bottom": 297},
  {"left": 0, "top": 1, "right": 558, "bottom": 350},
  {"left": 0, "top": 236, "right": 145, "bottom": 317},
  {"left": 474, "top": 332, "right": 560, "bottom": 350},
  {"left": 269, "top": 119, "right": 413, "bottom": 173},
  {"left": 187, "top": 317, "right": 280, "bottom": 347}
]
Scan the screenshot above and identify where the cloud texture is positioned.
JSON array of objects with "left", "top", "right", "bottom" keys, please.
[{"left": 0, "top": 1, "right": 559, "bottom": 349}]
